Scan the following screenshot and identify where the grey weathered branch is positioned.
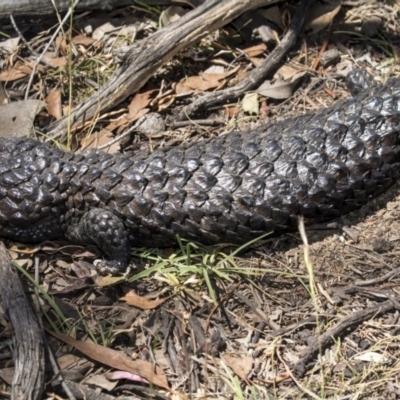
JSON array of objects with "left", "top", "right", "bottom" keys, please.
[
  {"left": 0, "top": 243, "right": 45, "bottom": 400},
  {"left": 44, "top": 0, "right": 281, "bottom": 142}
]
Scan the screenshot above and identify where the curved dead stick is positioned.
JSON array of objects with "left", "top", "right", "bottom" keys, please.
[{"left": 178, "top": 0, "right": 316, "bottom": 120}]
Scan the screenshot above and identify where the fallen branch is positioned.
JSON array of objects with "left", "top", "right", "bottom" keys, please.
[
  {"left": 294, "top": 295, "right": 400, "bottom": 377},
  {"left": 0, "top": 243, "right": 45, "bottom": 400},
  {"left": 44, "top": 0, "right": 281, "bottom": 142},
  {"left": 178, "top": 0, "right": 315, "bottom": 119}
]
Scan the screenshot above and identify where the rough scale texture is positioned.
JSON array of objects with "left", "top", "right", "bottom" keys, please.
[{"left": 0, "top": 70, "right": 400, "bottom": 273}]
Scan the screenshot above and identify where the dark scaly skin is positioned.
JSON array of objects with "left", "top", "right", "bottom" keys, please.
[{"left": 0, "top": 70, "right": 400, "bottom": 274}]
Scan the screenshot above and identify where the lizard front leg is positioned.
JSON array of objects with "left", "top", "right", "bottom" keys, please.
[{"left": 65, "top": 208, "right": 131, "bottom": 275}]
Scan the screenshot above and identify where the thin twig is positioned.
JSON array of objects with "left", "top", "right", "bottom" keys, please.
[
  {"left": 354, "top": 267, "right": 400, "bottom": 286},
  {"left": 169, "top": 119, "right": 225, "bottom": 128},
  {"left": 10, "top": 14, "right": 39, "bottom": 57},
  {"left": 294, "top": 295, "right": 400, "bottom": 377},
  {"left": 24, "top": 0, "right": 80, "bottom": 100}
]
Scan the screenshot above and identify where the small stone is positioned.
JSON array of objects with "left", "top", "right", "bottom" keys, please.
[
  {"left": 320, "top": 48, "right": 341, "bottom": 68},
  {"left": 134, "top": 113, "right": 165, "bottom": 137},
  {"left": 371, "top": 239, "right": 393, "bottom": 253}
]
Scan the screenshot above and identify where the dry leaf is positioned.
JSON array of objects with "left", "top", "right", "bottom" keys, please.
[
  {"left": 242, "top": 92, "right": 259, "bottom": 115},
  {"left": 274, "top": 372, "right": 291, "bottom": 383},
  {"left": 204, "top": 65, "right": 225, "bottom": 74},
  {"left": 85, "top": 374, "right": 118, "bottom": 391},
  {"left": 0, "top": 60, "right": 45, "bottom": 82},
  {"left": 0, "top": 83, "right": 8, "bottom": 105},
  {"left": 46, "top": 329, "right": 170, "bottom": 390},
  {"left": 0, "top": 61, "right": 31, "bottom": 81},
  {"left": 0, "top": 99, "right": 45, "bottom": 137},
  {"left": 0, "top": 37, "right": 20, "bottom": 54},
  {"left": 49, "top": 277, "right": 92, "bottom": 295},
  {"left": 128, "top": 89, "right": 156, "bottom": 120},
  {"left": 176, "top": 75, "right": 221, "bottom": 93},
  {"left": 70, "top": 261, "right": 92, "bottom": 279},
  {"left": 80, "top": 131, "right": 119, "bottom": 153},
  {"left": 85, "top": 89, "right": 156, "bottom": 143},
  {"left": 229, "top": 68, "right": 250, "bottom": 86},
  {"left": 117, "top": 26, "right": 138, "bottom": 37},
  {"left": 170, "top": 392, "right": 188, "bottom": 400},
  {"left": 306, "top": 0, "right": 341, "bottom": 33},
  {"left": 55, "top": 36, "right": 68, "bottom": 55},
  {"left": 248, "top": 57, "right": 263, "bottom": 68},
  {"left": 57, "top": 354, "right": 80, "bottom": 369},
  {"left": 156, "top": 96, "right": 175, "bottom": 112},
  {"left": 223, "top": 354, "right": 253, "bottom": 384},
  {"left": 72, "top": 34, "right": 97, "bottom": 46},
  {"left": 96, "top": 275, "right": 127, "bottom": 287},
  {"left": 256, "top": 71, "right": 306, "bottom": 100},
  {"left": 92, "top": 22, "right": 116, "bottom": 40},
  {"left": 259, "top": 372, "right": 291, "bottom": 384},
  {"left": 176, "top": 65, "right": 240, "bottom": 94},
  {"left": 121, "top": 291, "right": 168, "bottom": 310},
  {"left": 9, "top": 243, "right": 40, "bottom": 256},
  {"left": 242, "top": 43, "right": 267, "bottom": 58},
  {"left": 41, "top": 243, "right": 83, "bottom": 256},
  {"left": 161, "top": 6, "right": 188, "bottom": 26},
  {"left": 43, "top": 55, "right": 68, "bottom": 67},
  {"left": 225, "top": 105, "right": 240, "bottom": 118},
  {"left": 46, "top": 89, "right": 62, "bottom": 119},
  {"left": 275, "top": 65, "right": 304, "bottom": 81},
  {"left": 353, "top": 351, "right": 389, "bottom": 364},
  {"left": 0, "top": 368, "right": 15, "bottom": 386}
]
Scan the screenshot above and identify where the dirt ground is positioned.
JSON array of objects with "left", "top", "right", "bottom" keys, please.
[{"left": 1, "top": 0, "right": 400, "bottom": 399}]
